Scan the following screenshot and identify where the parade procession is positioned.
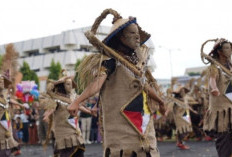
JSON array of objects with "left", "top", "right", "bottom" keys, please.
[{"left": 0, "top": 1, "right": 232, "bottom": 157}]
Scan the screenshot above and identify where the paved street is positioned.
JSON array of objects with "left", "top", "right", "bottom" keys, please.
[{"left": 15, "top": 141, "right": 217, "bottom": 157}]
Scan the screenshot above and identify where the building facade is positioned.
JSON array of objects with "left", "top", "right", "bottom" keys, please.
[{"left": 0, "top": 26, "right": 155, "bottom": 91}]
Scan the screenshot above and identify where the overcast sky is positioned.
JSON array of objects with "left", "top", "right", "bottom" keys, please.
[{"left": 0, "top": 0, "right": 231, "bottom": 79}]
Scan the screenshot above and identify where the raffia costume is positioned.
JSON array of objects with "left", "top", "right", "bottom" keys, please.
[
  {"left": 100, "top": 61, "right": 159, "bottom": 157},
  {"left": 188, "top": 85, "right": 205, "bottom": 139},
  {"left": 203, "top": 64, "right": 232, "bottom": 132},
  {"left": 77, "top": 9, "right": 161, "bottom": 157},
  {"left": 167, "top": 95, "right": 192, "bottom": 135},
  {"left": 203, "top": 64, "right": 232, "bottom": 157},
  {"left": 153, "top": 110, "right": 167, "bottom": 133},
  {"left": 0, "top": 95, "right": 18, "bottom": 156},
  {"left": 166, "top": 86, "right": 193, "bottom": 149},
  {"left": 201, "top": 39, "right": 232, "bottom": 157},
  {"left": 0, "top": 44, "right": 19, "bottom": 156},
  {"left": 166, "top": 81, "right": 193, "bottom": 136},
  {"left": 154, "top": 93, "right": 173, "bottom": 139},
  {"left": 0, "top": 79, "right": 18, "bottom": 156},
  {"left": 40, "top": 77, "right": 84, "bottom": 157}
]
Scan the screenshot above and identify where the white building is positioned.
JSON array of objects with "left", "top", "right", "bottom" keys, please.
[
  {"left": 156, "top": 79, "right": 171, "bottom": 93},
  {"left": 184, "top": 66, "right": 207, "bottom": 76},
  {"left": 0, "top": 26, "right": 155, "bottom": 91}
]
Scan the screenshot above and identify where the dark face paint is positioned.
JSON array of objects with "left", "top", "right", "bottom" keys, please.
[{"left": 120, "top": 23, "right": 140, "bottom": 50}]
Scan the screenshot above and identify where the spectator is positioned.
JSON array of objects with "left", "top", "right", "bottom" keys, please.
[
  {"left": 28, "top": 107, "right": 39, "bottom": 144},
  {"left": 11, "top": 119, "right": 21, "bottom": 156},
  {"left": 37, "top": 107, "right": 48, "bottom": 144},
  {"left": 90, "top": 97, "right": 98, "bottom": 143},
  {"left": 80, "top": 98, "right": 92, "bottom": 144},
  {"left": 14, "top": 110, "right": 21, "bottom": 121},
  {"left": 14, "top": 117, "right": 23, "bottom": 143},
  {"left": 20, "top": 109, "right": 29, "bottom": 144}
]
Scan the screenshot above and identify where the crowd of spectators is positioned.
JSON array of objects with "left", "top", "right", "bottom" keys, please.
[{"left": 12, "top": 96, "right": 102, "bottom": 146}]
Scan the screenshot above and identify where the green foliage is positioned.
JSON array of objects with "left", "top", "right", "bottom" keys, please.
[
  {"left": 20, "top": 62, "right": 31, "bottom": 81},
  {"left": 20, "top": 61, "right": 40, "bottom": 88},
  {"left": 48, "top": 59, "right": 62, "bottom": 80},
  {"left": 75, "top": 59, "right": 82, "bottom": 70},
  {"left": 31, "top": 71, "right": 40, "bottom": 87},
  {"left": 188, "top": 72, "right": 200, "bottom": 76}
]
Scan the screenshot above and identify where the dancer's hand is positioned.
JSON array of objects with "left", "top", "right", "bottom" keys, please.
[
  {"left": 164, "top": 109, "right": 169, "bottom": 117},
  {"left": 211, "top": 88, "right": 220, "bottom": 96},
  {"left": 159, "top": 103, "right": 166, "bottom": 116},
  {"left": 91, "top": 108, "right": 98, "bottom": 117},
  {"left": 69, "top": 110, "right": 78, "bottom": 117},
  {"left": 68, "top": 101, "right": 79, "bottom": 111},
  {"left": 43, "top": 109, "right": 54, "bottom": 123},
  {"left": 68, "top": 101, "right": 79, "bottom": 116},
  {"left": 192, "top": 110, "right": 198, "bottom": 114}
]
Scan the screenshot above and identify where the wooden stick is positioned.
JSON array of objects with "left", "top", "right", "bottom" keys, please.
[
  {"left": 85, "top": 31, "right": 143, "bottom": 77},
  {"left": 201, "top": 39, "right": 232, "bottom": 77},
  {"left": 202, "top": 52, "right": 232, "bottom": 77},
  {"left": 85, "top": 31, "right": 164, "bottom": 106}
]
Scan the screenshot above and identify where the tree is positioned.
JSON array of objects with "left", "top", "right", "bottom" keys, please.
[
  {"left": 188, "top": 72, "right": 200, "bottom": 76},
  {"left": 20, "top": 61, "right": 31, "bottom": 81},
  {"left": 31, "top": 71, "right": 40, "bottom": 87},
  {"left": 20, "top": 61, "right": 40, "bottom": 88},
  {"left": 48, "top": 59, "right": 62, "bottom": 80}
]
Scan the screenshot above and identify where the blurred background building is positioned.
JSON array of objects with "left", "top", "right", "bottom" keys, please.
[{"left": 0, "top": 26, "right": 156, "bottom": 91}]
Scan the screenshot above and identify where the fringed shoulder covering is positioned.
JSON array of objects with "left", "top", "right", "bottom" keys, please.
[
  {"left": 0, "top": 108, "right": 18, "bottom": 150},
  {"left": 39, "top": 93, "right": 57, "bottom": 110},
  {"left": 77, "top": 53, "right": 110, "bottom": 91}
]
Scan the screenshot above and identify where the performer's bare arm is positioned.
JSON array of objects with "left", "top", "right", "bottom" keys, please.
[
  {"left": 43, "top": 109, "right": 55, "bottom": 123},
  {"left": 184, "top": 96, "right": 198, "bottom": 114},
  {"left": 145, "top": 84, "right": 165, "bottom": 115},
  {"left": 78, "top": 105, "right": 97, "bottom": 117},
  {"left": 209, "top": 76, "right": 220, "bottom": 96},
  {"left": 146, "top": 85, "right": 164, "bottom": 105},
  {"left": 9, "top": 99, "right": 25, "bottom": 109},
  {"left": 43, "top": 103, "right": 95, "bottom": 123},
  {"left": 188, "top": 106, "right": 198, "bottom": 114},
  {"left": 164, "top": 107, "right": 170, "bottom": 117},
  {"left": 68, "top": 74, "right": 107, "bottom": 111}
]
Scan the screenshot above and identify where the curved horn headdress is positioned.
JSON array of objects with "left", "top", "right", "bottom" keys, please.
[
  {"left": 200, "top": 39, "right": 218, "bottom": 65},
  {"left": 85, "top": 9, "right": 142, "bottom": 76},
  {"left": 200, "top": 39, "right": 232, "bottom": 77},
  {"left": 90, "top": 9, "right": 122, "bottom": 35},
  {"left": 85, "top": 8, "right": 154, "bottom": 77},
  {"left": 84, "top": 8, "right": 164, "bottom": 96}
]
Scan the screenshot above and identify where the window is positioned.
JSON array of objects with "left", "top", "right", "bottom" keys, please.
[
  {"left": 24, "top": 50, "right": 40, "bottom": 57},
  {"left": 45, "top": 46, "right": 61, "bottom": 53}
]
